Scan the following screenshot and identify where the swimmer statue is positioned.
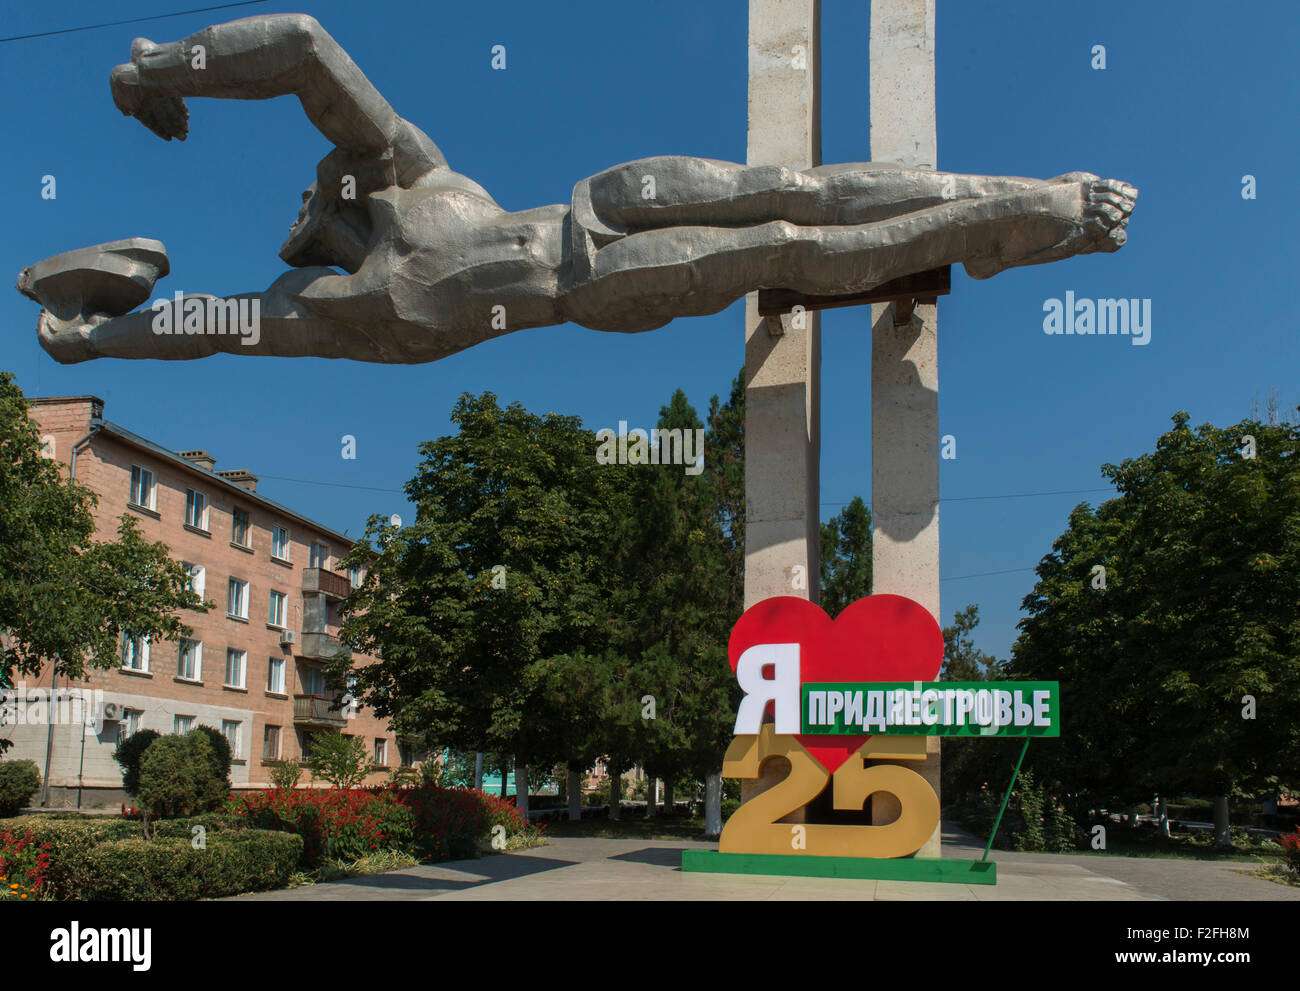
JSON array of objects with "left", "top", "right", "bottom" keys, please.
[{"left": 19, "top": 14, "right": 1137, "bottom": 364}]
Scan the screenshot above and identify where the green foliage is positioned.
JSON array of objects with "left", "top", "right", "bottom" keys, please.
[
  {"left": 74, "top": 831, "right": 301, "bottom": 901},
  {"left": 0, "top": 374, "right": 210, "bottom": 700},
  {"left": 387, "top": 763, "right": 422, "bottom": 788},
  {"left": 112, "top": 729, "right": 160, "bottom": 796},
  {"left": 1012, "top": 412, "right": 1300, "bottom": 808},
  {"left": 820, "top": 496, "right": 873, "bottom": 618},
  {"left": 193, "top": 724, "right": 233, "bottom": 782},
  {"left": 0, "top": 760, "right": 41, "bottom": 817},
  {"left": 136, "top": 732, "right": 228, "bottom": 821},
  {"left": 267, "top": 759, "right": 303, "bottom": 791},
  {"left": 306, "top": 732, "right": 376, "bottom": 789}
]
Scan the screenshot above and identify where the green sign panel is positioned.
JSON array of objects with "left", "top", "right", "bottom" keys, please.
[{"left": 800, "top": 681, "right": 1060, "bottom": 737}]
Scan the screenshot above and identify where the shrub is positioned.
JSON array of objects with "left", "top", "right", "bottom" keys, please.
[
  {"left": 77, "top": 831, "right": 301, "bottom": 900},
  {"left": 0, "top": 829, "right": 51, "bottom": 900},
  {"left": 233, "top": 788, "right": 415, "bottom": 866},
  {"left": 137, "top": 732, "right": 228, "bottom": 823},
  {"left": 267, "top": 759, "right": 303, "bottom": 791},
  {"left": 113, "top": 729, "right": 161, "bottom": 796},
  {"left": 1276, "top": 826, "right": 1300, "bottom": 875},
  {"left": 194, "top": 724, "right": 233, "bottom": 784},
  {"left": 3, "top": 817, "right": 144, "bottom": 900},
  {"left": 0, "top": 760, "right": 42, "bottom": 817},
  {"left": 307, "top": 732, "right": 376, "bottom": 789}
]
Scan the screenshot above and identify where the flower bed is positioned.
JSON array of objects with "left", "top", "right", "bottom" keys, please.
[
  {"left": 229, "top": 784, "right": 544, "bottom": 865},
  {"left": 0, "top": 828, "right": 51, "bottom": 901}
]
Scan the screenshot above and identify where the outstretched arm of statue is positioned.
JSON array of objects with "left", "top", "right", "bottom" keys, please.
[{"left": 109, "top": 13, "right": 444, "bottom": 177}]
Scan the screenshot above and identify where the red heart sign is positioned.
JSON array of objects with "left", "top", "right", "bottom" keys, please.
[{"left": 727, "top": 594, "right": 944, "bottom": 773}]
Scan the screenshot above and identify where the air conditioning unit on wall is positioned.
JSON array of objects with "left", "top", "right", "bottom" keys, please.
[
  {"left": 101, "top": 702, "right": 122, "bottom": 722},
  {"left": 279, "top": 630, "right": 297, "bottom": 647}
]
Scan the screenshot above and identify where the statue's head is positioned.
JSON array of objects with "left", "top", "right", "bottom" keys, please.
[{"left": 279, "top": 182, "right": 369, "bottom": 274}]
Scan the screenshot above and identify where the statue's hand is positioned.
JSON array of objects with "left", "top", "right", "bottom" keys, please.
[{"left": 110, "top": 38, "right": 189, "bottom": 141}]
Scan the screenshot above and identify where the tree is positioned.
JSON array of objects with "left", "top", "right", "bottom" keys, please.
[
  {"left": 940, "top": 605, "right": 1006, "bottom": 681},
  {"left": 1013, "top": 412, "right": 1300, "bottom": 844},
  {"left": 0, "top": 373, "right": 208, "bottom": 754},
  {"left": 604, "top": 389, "right": 736, "bottom": 818},
  {"left": 938, "top": 606, "right": 1019, "bottom": 808},
  {"left": 820, "top": 496, "right": 873, "bottom": 617},
  {"left": 135, "top": 731, "right": 229, "bottom": 834},
  {"left": 307, "top": 732, "right": 375, "bottom": 789},
  {"left": 334, "top": 393, "right": 623, "bottom": 814}
]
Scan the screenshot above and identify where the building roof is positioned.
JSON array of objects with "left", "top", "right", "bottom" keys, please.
[{"left": 96, "top": 417, "right": 359, "bottom": 549}]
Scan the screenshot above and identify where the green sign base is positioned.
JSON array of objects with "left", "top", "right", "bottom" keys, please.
[{"left": 680, "top": 850, "right": 997, "bottom": 885}]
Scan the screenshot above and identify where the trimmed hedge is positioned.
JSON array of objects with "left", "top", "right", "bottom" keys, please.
[
  {"left": 0, "top": 760, "right": 42, "bottom": 817},
  {"left": 0, "top": 814, "right": 291, "bottom": 900},
  {"left": 76, "top": 831, "right": 302, "bottom": 900}
]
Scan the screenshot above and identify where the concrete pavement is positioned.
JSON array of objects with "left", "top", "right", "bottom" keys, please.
[{"left": 232, "top": 821, "right": 1300, "bottom": 901}]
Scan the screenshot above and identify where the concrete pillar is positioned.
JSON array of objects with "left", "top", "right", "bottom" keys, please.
[
  {"left": 869, "top": 0, "right": 942, "bottom": 858},
  {"left": 742, "top": 0, "right": 822, "bottom": 812}
]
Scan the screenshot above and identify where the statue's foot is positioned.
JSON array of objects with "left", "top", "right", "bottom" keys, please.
[
  {"left": 1051, "top": 172, "right": 1138, "bottom": 254},
  {"left": 36, "top": 309, "right": 103, "bottom": 364},
  {"left": 964, "top": 173, "right": 1137, "bottom": 278}
]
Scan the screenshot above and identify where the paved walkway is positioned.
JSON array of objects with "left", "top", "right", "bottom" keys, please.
[{"left": 233, "top": 822, "right": 1299, "bottom": 901}]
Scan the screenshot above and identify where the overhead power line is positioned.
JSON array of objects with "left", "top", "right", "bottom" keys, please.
[{"left": 0, "top": 1, "right": 268, "bottom": 43}]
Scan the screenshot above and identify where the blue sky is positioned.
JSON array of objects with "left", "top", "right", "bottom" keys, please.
[{"left": 2, "top": 0, "right": 1296, "bottom": 660}]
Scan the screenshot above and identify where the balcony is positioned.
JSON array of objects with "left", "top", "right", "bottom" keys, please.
[
  {"left": 302, "top": 567, "right": 351, "bottom": 601},
  {"left": 297, "top": 631, "right": 350, "bottom": 662},
  {"left": 293, "top": 694, "right": 347, "bottom": 728}
]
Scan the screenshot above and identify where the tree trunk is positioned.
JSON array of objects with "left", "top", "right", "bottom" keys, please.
[
  {"left": 474, "top": 751, "right": 484, "bottom": 791},
  {"left": 567, "top": 767, "right": 582, "bottom": 821},
  {"left": 644, "top": 773, "right": 657, "bottom": 818},
  {"left": 514, "top": 756, "right": 529, "bottom": 818},
  {"left": 704, "top": 771, "right": 723, "bottom": 838},
  {"left": 663, "top": 777, "right": 675, "bottom": 816},
  {"left": 1213, "top": 795, "right": 1231, "bottom": 847},
  {"left": 499, "top": 756, "right": 508, "bottom": 798},
  {"left": 1126, "top": 804, "right": 1141, "bottom": 828},
  {"left": 1156, "top": 796, "right": 1170, "bottom": 839},
  {"left": 609, "top": 761, "right": 622, "bottom": 821}
]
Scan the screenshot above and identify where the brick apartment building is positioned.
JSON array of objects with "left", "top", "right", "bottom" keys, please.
[{"left": 5, "top": 395, "right": 404, "bottom": 807}]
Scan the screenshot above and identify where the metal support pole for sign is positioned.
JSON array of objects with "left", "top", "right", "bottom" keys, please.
[{"left": 982, "top": 738, "right": 1031, "bottom": 863}]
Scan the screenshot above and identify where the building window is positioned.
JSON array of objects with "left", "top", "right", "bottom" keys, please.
[
  {"left": 227, "top": 577, "right": 249, "bottom": 619},
  {"left": 347, "top": 566, "right": 362, "bottom": 588},
  {"left": 185, "top": 489, "right": 209, "bottom": 530},
  {"left": 221, "top": 720, "right": 242, "bottom": 759},
  {"left": 177, "top": 639, "right": 202, "bottom": 682},
  {"left": 225, "top": 648, "right": 246, "bottom": 689},
  {"left": 121, "top": 634, "right": 150, "bottom": 672},
  {"left": 268, "top": 589, "right": 287, "bottom": 628},
  {"left": 309, "top": 542, "right": 330, "bottom": 569},
  {"left": 373, "top": 739, "right": 388, "bottom": 766},
  {"left": 302, "top": 665, "right": 325, "bottom": 697},
  {"left": 267, "top": 656, "right": 286, "bottom": 695},
  {"left": 263, "top": 725, "right": 281, "bottom": 761},
  {"left": 183, "top": 562, "right": 205, "bottom": 598},
  {"left": 271, "top": 525, "right": 290, "bottom": 562},
  {"left": 119, "top": 708, "right": 142, "bottom": 742},
  {"left": 231, "top": 508, "right": 250, "bottom": 547},
  {"left": 174, "top": 715, "right": 196, "bottom": 734},
  {"left": 129, "top": 465, "right": 155, "bottom": 510}
]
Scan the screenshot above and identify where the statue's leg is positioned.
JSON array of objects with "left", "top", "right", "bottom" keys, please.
[
  {"left": 36, "top": 268, "right": 421, "bottom": 365},
  {"left": 581, "top": 156, "right": 1049, "bottom": 231},
  {"left": 561, "top": 177, "right": 1135, "bottom": 332}
]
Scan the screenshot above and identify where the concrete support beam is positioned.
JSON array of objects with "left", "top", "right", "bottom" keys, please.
[
  {"left": 869, "top": 0, "right": 942, "bottom": 858},
  {"left": 744, "top": 0, "right": 821, "bottom": 612},
  {"left": 742, "top": 0, "right": 822, "bottom": 812}
]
